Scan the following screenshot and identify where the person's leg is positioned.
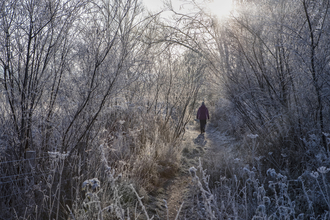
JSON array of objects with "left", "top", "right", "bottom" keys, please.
[{"left": 200, "top": 120, "right": 206, "bottom": 133}]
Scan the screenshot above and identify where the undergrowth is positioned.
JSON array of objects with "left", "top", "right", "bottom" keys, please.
[{"left": 3, "top": 98, "right": 330, "bottom": 219}]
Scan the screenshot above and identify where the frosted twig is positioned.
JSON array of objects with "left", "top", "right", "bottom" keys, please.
[
  {"left": 174, "top": 202, "right": 184, "bottom": 220},
  {"left": 66, "top": 205, "right": 76, "bottom": 220},
  {"left": 164, "top": 199, "right": 169, "bottom": 220},
  {"left": 130, "top": 184, "right": 153, "bottom": 220}
]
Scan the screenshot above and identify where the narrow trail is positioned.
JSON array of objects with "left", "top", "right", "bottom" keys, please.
[{"left": 150, "top": 121, "right": 237, "bottom": 219}]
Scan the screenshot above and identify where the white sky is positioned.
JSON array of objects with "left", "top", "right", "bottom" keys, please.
[
  {"left": 142, "top": 0, "right": 174, "bottom": 12},
  {"left": 142, "top": 0, "right": 234, "bottom": 18}
]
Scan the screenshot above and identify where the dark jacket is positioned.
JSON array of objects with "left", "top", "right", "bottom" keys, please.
[{"left": 197, "top": 104, "right": 209, "bottom": 120}]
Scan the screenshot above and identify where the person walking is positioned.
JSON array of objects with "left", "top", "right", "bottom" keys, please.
[{"left": 197, "top": 102, "right": 209, "bottom": 134}]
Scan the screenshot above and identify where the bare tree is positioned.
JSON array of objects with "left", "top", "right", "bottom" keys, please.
[
  {"left": 299, "top": 0, "right": 330, "bottom": 150},
  {"left": 0, "top": 0, "right": 86, "bottom": 158},
  {"left": 151, "top": 0, "right": 330, "bottom": 151},
  {"left": 0, "top": 0, "right": 153, "bottom": 218}
]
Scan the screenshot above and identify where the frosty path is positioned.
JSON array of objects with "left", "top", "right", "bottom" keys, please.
[{"left": 153, "top": 122, "right": 237, "bottom": 219}]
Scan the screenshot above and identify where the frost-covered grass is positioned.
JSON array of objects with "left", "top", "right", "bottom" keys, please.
[
  {"left": 69, "top": 103, "right": 330, "bottom": 220},
  {"left": 181, "top": 97, "right": 328, "bottom": 219},
  {"left": 187, "top": 128, "right": 330, "bottom": 220},
  {"left": 3, "top": 97, "right": 330, "bottom": 219},
  {"left": 66, "top": 107, "right": 184, "bottom": 219},
  {"left": 188, "top": 154, "right": 330, "bottom": 219},
  {"left": 0, "top": 103, "right": 184, "bottom": 219}
]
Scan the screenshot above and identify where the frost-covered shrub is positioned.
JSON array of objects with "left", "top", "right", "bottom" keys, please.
[
  {"left": 71, "top": 143, "right": 154, "bottom": 220},
  {"left": 73, "top": 175, "right": 152, "bottom": 219},
  {"left": 211, "top": 98, "right": 245, "bottom": 137},
  {"left": 188, "top": 159, "right": 220, "bottom": 220},
  {"left": 97, "top": 102, "right": 182, "bottom": 189},
  {"left": 255, "top": 168, "right": 297, "bottom": 219},
  {"left": 298, "top": 166, "right": 330, "bottom": 219},
  {"left": 197, "top": 149, "right": 330, "bottom": 219},
  {"left": 132, "top": 136, "right": 181, "bottom": 191}
]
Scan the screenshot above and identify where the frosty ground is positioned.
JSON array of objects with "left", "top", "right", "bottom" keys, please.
[{"left": 147, "top": 120, "right": 238, "bottom": 219}]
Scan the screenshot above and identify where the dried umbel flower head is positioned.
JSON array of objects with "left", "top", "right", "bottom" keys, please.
[
  {"left": 310, "top": 171, "right": 319, "bottom": 179},
  {"left": 317, "top": 166, "right": 330, "bottom": 174}
]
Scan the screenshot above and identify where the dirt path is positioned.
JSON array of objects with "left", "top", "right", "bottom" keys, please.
[
  {"left": 164, "top": 123, "right": 205, "bottom": 219},
  {"left": 146, "top": 121, "right": 238, "bottom": 219},
  {"left": 159, "top": 122, "right": 237, "bottom": 219}
]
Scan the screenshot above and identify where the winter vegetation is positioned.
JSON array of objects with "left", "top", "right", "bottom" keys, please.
[{"left": 1, "top": 0, "right": 330, "bottom": 219}]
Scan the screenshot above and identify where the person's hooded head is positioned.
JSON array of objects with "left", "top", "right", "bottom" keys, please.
[{"left": 202, "top": 102, "right": 205, "bottom": 106}]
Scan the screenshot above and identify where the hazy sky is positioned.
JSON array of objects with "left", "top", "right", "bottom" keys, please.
[
  {"left": 142, "top": 0, "right": 233, "bottom": 18},
  {"left": 142, "top": 0, "right": 164, "bottom": 11},
  {"left": 142, "top": 0, "right": 182, "bottom": 12}
]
